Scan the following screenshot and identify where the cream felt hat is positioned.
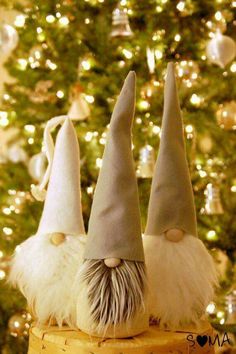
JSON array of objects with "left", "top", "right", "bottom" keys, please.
[
  {"left": 32, "top": 116, "right": 85, "bottom": 236},
  {"left": 145, "top": 62, "right": 197, "bottom": 237},
  {"left": 84, "top": 71, "right": 144, "bottom": 261}
]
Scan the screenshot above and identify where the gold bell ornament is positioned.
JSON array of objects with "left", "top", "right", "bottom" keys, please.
[
  {"left": 68, "top": 83, "right": 90, "bottom": 121},
  {"left": 204, "top": 183, "right": 224, "bottom": 215},
  {"left": 110, "top": 6, "right": 133, "bottom": 38},
  {"left": 136, "top": 144, "right": 155, "bottom": 178}
]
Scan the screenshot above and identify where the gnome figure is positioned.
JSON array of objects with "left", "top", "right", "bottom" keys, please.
[
  {"left": 9, "top": 116, "right": 86, "bottom": 326},
  {"left": 143, "top": 63, "right": 218, "bottom": 329},
  {"left": 74, "top": 72, "right": 149, "bottom": 338}
]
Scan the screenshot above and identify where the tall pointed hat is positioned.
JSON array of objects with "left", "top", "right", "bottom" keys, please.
[
  {"left": 145, "top": 62, "right": 197, "bottom": 237},
  {"left": 84, "top": 72, "right": 144, "bottom": 261},
  {"left": 34, "top": 116, "right": 85, "bottom": 236}
]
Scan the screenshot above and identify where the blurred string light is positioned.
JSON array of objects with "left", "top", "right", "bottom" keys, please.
[
  {"left": 59, "top": 16, "right": 69, "bottom": 26},
  {"left": 0, "top": 111, "right": 9, "bottom": 127},
  {"left": 14, "top": 15, "right": 26, "bottom": 28},
  {"left": 96, "top": 158, "right": 103, "bottom": 168},
  {"left": 46, "top": 14, "right": 55, "bottom": 23},
  {"left": 190, "top": 93, "right": 202, "bottom": 106},
  {"left": 46, "top": 59, "right": 57, "bottom": 70},
  {"left": 176, "top": 1, "right": 185, "bottom": 12},
  {"left": 17, "top": 59, "right": 28, "bottom": 70},
  {"left": 56, "top": 90, "right": 64, "bottom": 98},
  {"left": 24, "top": 125, "right": 35, "bottom": 134},
  {"left": 206, "top": 230, "right": 218, "bottom": 241},
  {"left": 230, "top": 62, "right": 236, "bottom": 72}
]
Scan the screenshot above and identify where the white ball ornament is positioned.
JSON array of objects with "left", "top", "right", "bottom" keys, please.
[
  {"left": 28, "top": 152, "right": 47, "bottom": 182},
  {"left": 206, "top": 32, "right": 236, "bottom": 68},
  {"left": 0, "top": 24, "right": 18, "bottom": 55},
  {"left": 165, "top": 229, "right": 184, "bottom": 242},
  {"left": 104, "top": 258, "right": 121, "bottom": 268}
]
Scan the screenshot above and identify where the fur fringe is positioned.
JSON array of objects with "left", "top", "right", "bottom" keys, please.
[
  {"left": 143, "top": 234, "right": 218, "bottom": 329},
  {"left": 8, "top": 233, "right": 86, "bottom": 327},
  {"left": 76, "top": 259, "right": 147, "bottom": 333}
]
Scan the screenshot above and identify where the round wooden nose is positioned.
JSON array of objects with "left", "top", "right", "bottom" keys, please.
[
  {"left": 104, "top": 258, "right": 121, "bottom": 268},
  {"left": 50, "top": 232, "right": 66, "bottom": 246},
  {"left": 165, "top": 229, "right": 184, "bottom": 242}
]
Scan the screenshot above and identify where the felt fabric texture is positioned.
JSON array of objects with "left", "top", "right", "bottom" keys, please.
[
  {"left": 37, "top": 118, "right": 85, "bottom": 236},
  {"left": 145, "top": 62, "right": 197, "bottom": 237},
  {"left": 84, "top": 71, "right": 144, "bottom": 261}
]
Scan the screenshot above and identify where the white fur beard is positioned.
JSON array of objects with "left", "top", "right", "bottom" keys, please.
[
  {"left": 75, "top": 259, "right": 147, "bottom": 333},
  {"left": 143, "top": 234, "right": 218, "bottom": 329},
  {"left": 9, "top": 233, "right": 86, "bottom": 327}
]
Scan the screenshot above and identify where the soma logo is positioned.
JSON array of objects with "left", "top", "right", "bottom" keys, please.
[{"left": 187, "top": 332, "right": 230, "bottom": 347}]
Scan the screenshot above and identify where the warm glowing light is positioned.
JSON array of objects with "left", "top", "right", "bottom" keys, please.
[
  {"left": 190, "top": 93, "right": 201, "bottom": 106},
  {"left": 81, "top": 60, "right": 91, "bottom": 71},
  {"left": 37, "top": 27, "right": 43, "bottom": 33},
  {"left": 176, "top": 1, "right": 185, "bottom": 11},
  {"left": 155, "top": 49, "right": 163, "bottom": 59},
  {"left": 0, "top": 111, "right": 9, "bottom": 127},
  {"left": 96, "top": 158, "right": 103, "bottom": 168},
  {"left": 24, "top": 125, "right": 35, "bottom": 134},
  {"left": 59, "top": 16, "right": 69, "bottom": 26},
  {"left": 3, "top": 227, "right": 13, "bottom": 236},
  {"left": 217, "top": 311, "right": 224, "bottom": 319},
  {"left": 85, "top": 18, "right": 90, "bottom": 24},
  {"left": 199, "top": 170, "right": 207, "bottom": 178},
  {"left": 230, "top": 63, "right": 236, "bottom": 72},
  {"left": 152, "top": 125, "right": 161, "bottom": 135},
  {"left": 122, "top": 49, "right": 133, "bottom": 59},
  {"left": 3, "top": 208, "right": 11, "bottom": 215},
  {"left": 138, "top": 100, "right": 150, "bottom": 110},
  {"left": 46, "top": 15, "right": 56, "bottom": 23},
  {"left": 17, "top": 58, "right": 28, "bottom": 70},
  {"left": 174, "top": 34, "right": 181, "bottom": 42},
  {"left": 28, "top": 138, "right": 34, "bottom": 144},
  {"left": 87, "top": 186, "right": 94, "bottom": 194},
  {"left": 206, "top": 230, "right": 217, "bottom": 241},
  {"left": 3, "top": 94, "right": 10, "bottom": 100},
  {"left": 56, "top": 90, "right": 64, "bottom": 98},
  {"left": 185, "top": 124, "right": 193, "bottom": 133},
  {"left": 85, "top": 95, "right": 94, "bottom": 103},
  {"left": 231, "top": 186, "right": 236, "bottom": 192},
  {"left": 14, "top": 15, "right": 25, "bottom": 27},
  {"left": 215, "top": 11, "right": 222, "bottom": 21},
  {"left": 46, "top": 59, "right": 57, "bottom": 70},
  {"left": 85, "top": 132, "right": 93, "bottom": 142},
  {"left": 206, "top": 302, "right": 216, "bottom": 314},
  {"left": 0, "top": 270, "right": 6, "bottom": 280}
]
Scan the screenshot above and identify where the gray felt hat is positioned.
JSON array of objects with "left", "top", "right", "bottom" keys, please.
[
  {"left": 145, "top": 62, "right": 197, "bottom": 237},
  {"left": 84, "top": 72, "right": 144, "bottom": 261}
]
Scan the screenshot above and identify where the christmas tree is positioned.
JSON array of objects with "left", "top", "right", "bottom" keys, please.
[{"left": 0, "top": 0, "right": 235, "bottom": 352}]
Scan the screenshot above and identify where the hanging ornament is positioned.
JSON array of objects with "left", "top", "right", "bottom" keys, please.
[
  {"left": 110, "top": 7, "right": 133, "bottom": 38},
  {"left": 206, "top": 31, "right": 236, "bottom": 68},
  {"left": 30, "top": 80, "right": 55, "bottom": 104},
  {"left": 28, "top": 152, "right": 47, "bottom": 182},
  {"left": 68, "top": 83, "right": 90, "bottom": 120},
  {"left": 136, "top": 145, "right": 155, "bottom": 178},
  {"left": 176, "top": 60, "right": 199, "bottom": 87},
  {"left": 203, "top": 183, "right": 224, "bottom": 215},
  {"left": 216, "top": 101, "right": 236, "bottom": 130},
  {"left": 8, "top": 311, "right": 32, "bottom": 337},
  {"left": 225, "top": 289, "right": 236, "bottom": 325},
  {"left": 0, "top": 24, "right": 18, "bottom": 55}
]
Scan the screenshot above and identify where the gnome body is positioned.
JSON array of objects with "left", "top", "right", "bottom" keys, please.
[
  {"left": 143, "top": 63, "right": 218, "bottom": 329},
  {"left": 74, "top": 72, "right": 149, "bottom": 338},
  {"left": 9, "top": 118, "right": 86, "bottom": 326}
]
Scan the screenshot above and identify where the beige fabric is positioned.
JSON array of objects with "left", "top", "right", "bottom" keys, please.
[
  {"left": 145, "top": 63, "right": 197, "bottom": 237},
  {"left": 84, "top": 72, "right": 144, "bottom": 261},
  {"left": 37, "top": 118, "right": 85, "bottom": 235}
]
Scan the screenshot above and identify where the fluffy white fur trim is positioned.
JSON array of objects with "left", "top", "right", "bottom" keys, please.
[
  {"left": 9, "top": 233, "right": 87, "bottom": 326},
  {"left": 143, "top": 234, "right": 218, "bottom": 329}
]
